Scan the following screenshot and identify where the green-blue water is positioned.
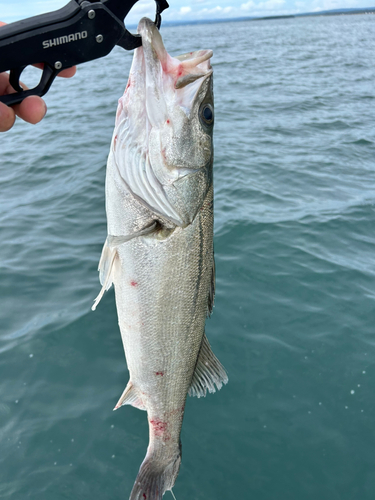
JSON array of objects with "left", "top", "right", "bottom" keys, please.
[{"left": 1, "top": 14, "right": 375, "bottom": 500}]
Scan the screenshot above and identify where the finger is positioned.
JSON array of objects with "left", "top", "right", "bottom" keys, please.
[
  {"left": 0, "top": 101, "right": 16, "bottom": 132},
  {"left": 13, "top": 95, "right": 47, "bottom": 124},
  {"left": 33, "top": 63, "right": 77, "bottom": 78},
  {"left": 1, "top": 76, "right": 47, "bottom": 124},
  {"left": 0, "top": 73, "right": 47, "bottom": 125},
  {"left": 58, "top": 66, "right": 77, "bottom": 78},
  {"left": 0, "top": 72, "right": 14, "bottom": 94}
]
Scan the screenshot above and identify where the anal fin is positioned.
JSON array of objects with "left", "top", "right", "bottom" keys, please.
[
  {"left": 189, "top": 333, "right": 228, "bottom": 398},
  {"left": 114, "top": 381, "right": 146, "bottom": 411}
]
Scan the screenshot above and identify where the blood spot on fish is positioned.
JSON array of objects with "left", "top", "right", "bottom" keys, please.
[
  {"left": 130, "top": 281, "right": 138, "bottom": 287},
  {"left": 176, "top": 63, "right": 183, "bottom": 78},
  {"left": 166, "top": 119, "right": 170, "bottom": 124},
  {"left": 155, "top": 372, "right": 164, "bottom": 376},
  {"left": 150, "top": 419, "right": 168, "bottom": 437},
  {"left": 143, "top": 494, "right": 147, "bottom": 499}
]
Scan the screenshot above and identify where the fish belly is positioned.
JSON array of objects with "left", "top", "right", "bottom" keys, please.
[{"left": 113, "top": 184, "right": 214, "bottom": 428}]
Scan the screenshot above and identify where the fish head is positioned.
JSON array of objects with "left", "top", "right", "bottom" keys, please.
[{"left": 114, "top": 18, "right": 214, "bottom": 227}]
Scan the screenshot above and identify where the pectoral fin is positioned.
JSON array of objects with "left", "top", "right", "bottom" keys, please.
[
  {"left": 189, "top": 334, "right": 228, "bottom": 398},
  {"left": 107, "top": 221, "right": 157, "bottom": 248},
  {"left": 92, "top": 240, "right": 117, "bottom": 311},
  {"left": 92, "top": 223, "right": 158, "bottom": 311}
]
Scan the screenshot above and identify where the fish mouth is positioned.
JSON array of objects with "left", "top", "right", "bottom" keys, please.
[
  {"left": 137, "top": 17, "right": 213, "bottom": 85},
  {"left": 137, "top": 17, "right": 213, "bottom": 123}
]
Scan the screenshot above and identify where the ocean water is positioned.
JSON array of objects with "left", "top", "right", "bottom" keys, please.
[{"left": 1, "top": 13, "right": 375, "bottom": 500}]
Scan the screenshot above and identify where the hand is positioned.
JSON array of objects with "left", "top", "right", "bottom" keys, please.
[{"left": 0, "top": 21, "right": 77, "bottom": 132}]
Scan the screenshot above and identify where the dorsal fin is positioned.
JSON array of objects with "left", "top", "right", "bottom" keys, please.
[{"left": 189, "top": 334, "right": 228, "bottom": 398}]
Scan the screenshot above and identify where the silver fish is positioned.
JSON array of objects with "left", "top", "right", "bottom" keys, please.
[{"left": 93, "top": 17, "right": 228, "bottom": 500}]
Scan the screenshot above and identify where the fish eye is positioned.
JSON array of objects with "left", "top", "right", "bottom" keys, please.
[{"left": 200, "top": 104, "right": 214, "bottom": 125}]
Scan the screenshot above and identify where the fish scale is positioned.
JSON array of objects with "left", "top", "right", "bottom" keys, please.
[{"left": 93, "top": 17, "right": 228, "bottom": 500}]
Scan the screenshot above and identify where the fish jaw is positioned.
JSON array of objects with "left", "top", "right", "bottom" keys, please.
[
  {"left": 137, "top": 17, "right": 213, "bottom": 127},
  {"left": 113, "top": 18, "right": 214, "bottom": 226}
]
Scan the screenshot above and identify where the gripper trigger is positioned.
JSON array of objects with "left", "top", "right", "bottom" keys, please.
[
  {"left": 9, "top": 66, "right": 27, "bottom": 92},
  {"left": 0, "top": 64, "right": 59, "bottom": 106}
]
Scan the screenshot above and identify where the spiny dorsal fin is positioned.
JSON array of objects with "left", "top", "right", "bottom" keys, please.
[
  {"left": 189, "top": 333, "right": 228, "bottom": 398},
  {"left": 114, "top": 381, "right": 146, "bottom": 411}
]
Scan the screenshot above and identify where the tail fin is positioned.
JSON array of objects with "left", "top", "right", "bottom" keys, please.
[{"left": 129, "top": 449, "right": 181, "bottom": 500}]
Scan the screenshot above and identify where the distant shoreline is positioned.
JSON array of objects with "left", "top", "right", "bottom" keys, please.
[{"left": 146, "top": 7, "right": 375, "bottom": 29}]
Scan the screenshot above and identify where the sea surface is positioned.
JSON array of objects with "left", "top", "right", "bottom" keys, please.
[{"left": 1, "top": 13, "right": 375, "bottom": 500}]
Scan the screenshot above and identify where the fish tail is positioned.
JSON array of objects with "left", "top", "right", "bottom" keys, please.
[{"left": 129, "top": 446, "right": 181, "bottom": 500}]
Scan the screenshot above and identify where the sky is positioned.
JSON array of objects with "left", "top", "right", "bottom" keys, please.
[{"left": 1, "top": 0, "right": 374, "bottom": 25}]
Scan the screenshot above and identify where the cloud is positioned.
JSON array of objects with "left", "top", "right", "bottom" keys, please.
[
  {"left": 241, "top": 0, "right": 285, "bottom": 10},
  {"left": 180, "top": 6, "right": 192, "bottom": 14},
  {"left": 199, "top": 6, "right": 222, "bottom": 13},
  {"left": 198, "top": 5, "right": 233, "bottom": 14},
  {"left": 241, "top": 0, "right": 255, "bottom": 8},
  {"left": 310, "top": 0, "right": 359, "bottom": 11},
  {"left": 122, "top": 0, "right": 157, "bottom": 24},
  {"left": 0, "top": 4, "right": 23, "bottom": 20},
  {"left": 127, "top": 0, "right": 158, "bottom": 22},
  {"left": 0, "top": 1, "right": 66, "bottom": 21},
  {"left": 35, "top": 0, "right": 66, "bottom": 8}
]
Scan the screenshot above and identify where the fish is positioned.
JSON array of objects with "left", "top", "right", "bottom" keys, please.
[{"left": 92, "top": 17, "right": 228, "bottom": 500}]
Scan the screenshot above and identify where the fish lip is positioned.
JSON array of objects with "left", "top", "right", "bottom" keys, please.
[
  {"left": 137, "top": 17, "right": 167, "bottom": 62},
  {"left": 137, "top": 17, "right": 213, "bottom": 88},
  {"left": 137, "top": 16, "right": 156, "bottom": 33}
]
